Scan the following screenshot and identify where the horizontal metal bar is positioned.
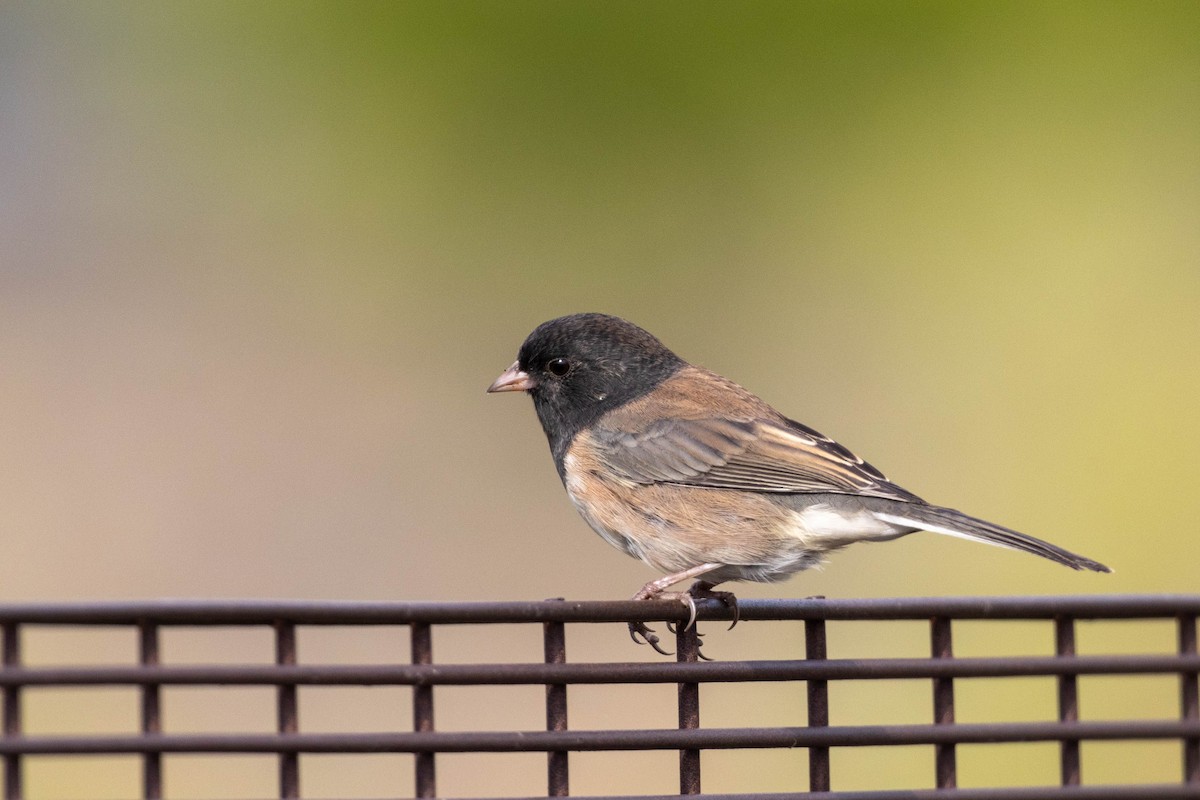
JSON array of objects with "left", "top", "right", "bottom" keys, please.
[
  {"left": 447, "top": 787, "right": 1200, "bottom": 800},
  {"left": 0, "top": 596, "right": 1197, "bottom": 626},
  {"left": 0, "top": 720, "right": 1196, "bottom": 755},
  {"left": 4, "top": 653, "right": 1199, "bottom": 688}
]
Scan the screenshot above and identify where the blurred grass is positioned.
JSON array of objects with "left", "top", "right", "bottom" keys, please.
[{"left": 1, "top": 1, "right": 1197, "bottom": 796}]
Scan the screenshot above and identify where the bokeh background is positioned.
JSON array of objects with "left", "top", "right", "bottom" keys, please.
[{"left": 2, "top": 2, "right": 1197, "bottom": 797}]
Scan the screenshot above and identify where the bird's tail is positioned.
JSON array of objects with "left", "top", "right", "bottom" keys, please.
[{"left": 871, "top": 502, "right": 1111, "bottom": 573}]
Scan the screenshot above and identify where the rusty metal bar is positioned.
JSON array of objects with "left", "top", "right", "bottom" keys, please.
[
  {"left": 544, "top": 619, "right": 568, "bottom": 796},
  {"left": 2, "top": 623, "right": 19, "bottom": 800},
  {"left": 442, "top": 788, "right": 1200, "bottom": 800},
  {"left": 1056, "top": 616, "right": 1080, "bottom": 786},
  {"left": 931, "top": 617, "right": 956, "bottom": 788},
  {"left": 411, "top": 622, "right": 435, "bottom": 798},
  {"left": 0, "top": 720, "right": 1196, "bottom": 754},
  {"left": 274, "top": 621, "right": 299, "bottom": 799},
  {"left": 1, "top": 596, "right": 1198, "bottom": 625},
  {"left": 677, "top": 623, "right": 702, "bottom": 794},
  {"left": 1, "top": 653, "right": 1197, "bottom": 687},
  {"left": 805, "top": 618, "right": 830, "bottom": 792},
  {"left": 1182, "top": 613, "right": 1199, "bottom": 784},
  {"left": 138, "top": 621, "right": 162, "bottom": 800},
  {"left": 0, "top": 596, "right": 1195, "bottom": 797}
]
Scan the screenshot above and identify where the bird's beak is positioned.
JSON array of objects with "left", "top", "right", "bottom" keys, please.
[{"left": 487, "top": 361, "right": 535, "bottom": 393}]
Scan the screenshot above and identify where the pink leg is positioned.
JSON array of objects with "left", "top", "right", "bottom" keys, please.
[{"left": 632, "top": 563, "right": 724, "bottom": 601}]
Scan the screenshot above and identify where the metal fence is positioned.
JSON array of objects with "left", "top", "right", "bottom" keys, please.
[{"left": 1, "top": 595, "right": 1198, "bottom": 799}]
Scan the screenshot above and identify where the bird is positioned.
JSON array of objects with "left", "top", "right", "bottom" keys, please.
[{"left": 487, "top": 313, "right": 1110, "bottom": 653}]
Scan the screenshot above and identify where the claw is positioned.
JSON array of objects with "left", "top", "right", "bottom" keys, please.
[
  {"left": 662, "top": 593, "right": 699, "bottom": 635},
  {"left": 726, "top": 595, "right": 741, "bottom": 631},
  {"left": 680, "top": 593, "right": 698, "bottom": 632},
  {"left": 687, "top": 582, "right": 740, "bottom": 631},
  {"left": 674, "top": 620, "right": 712, "bottom": 661},
  {"left": 629, "top": 621, "right": 672, "bottom": 656}
]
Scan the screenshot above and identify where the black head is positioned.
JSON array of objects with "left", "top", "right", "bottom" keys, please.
[{"left": 488, "top": 313, "right": 685, "bottom": 471}]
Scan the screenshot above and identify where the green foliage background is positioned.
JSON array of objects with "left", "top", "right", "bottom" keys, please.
[{"left": 1, "top": 2, "right": 1197, "bottom": 796}]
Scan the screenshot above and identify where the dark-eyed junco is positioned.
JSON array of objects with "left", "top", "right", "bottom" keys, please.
[{"left": 488, "top": 313, "right": 1109, "bottom": 652}]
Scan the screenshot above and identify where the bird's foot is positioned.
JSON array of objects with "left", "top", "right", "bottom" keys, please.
[
  {"left": 627, "top": 565, "right": 725, "bottom": 656},
  {"left": 629, "top": 582, "right": 700, "bottom": 656},
  {"left": 688, "top": 581, "right": 740, "bottom": 631},
  {"left": 666, "top": 583, "right": 739, "bottom": 660}
]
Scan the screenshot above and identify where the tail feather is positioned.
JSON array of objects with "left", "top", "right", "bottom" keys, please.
[{"left": 872, "top": 502, "right": 1111, "bottom": 573}]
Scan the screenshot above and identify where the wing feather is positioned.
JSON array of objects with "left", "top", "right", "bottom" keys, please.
[{"left": 593, "top": 415, "right": 921, "bottom": 502}]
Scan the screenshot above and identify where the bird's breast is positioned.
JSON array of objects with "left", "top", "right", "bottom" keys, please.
[{"left": 562, "top": 450, "right": 646, "bottom": 560}]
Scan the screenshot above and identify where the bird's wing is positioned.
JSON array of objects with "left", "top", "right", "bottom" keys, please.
[{"left": 589, "top": 414, "right": 922, "bottom": 502}]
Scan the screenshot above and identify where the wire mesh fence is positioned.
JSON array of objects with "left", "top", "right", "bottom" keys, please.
[{"left": 1, "top": 595, "right": 1198, "bottom": 799}]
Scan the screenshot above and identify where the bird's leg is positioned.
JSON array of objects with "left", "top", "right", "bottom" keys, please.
[{"left": 628, "top": 563, "right": 723, "bottom": 655}]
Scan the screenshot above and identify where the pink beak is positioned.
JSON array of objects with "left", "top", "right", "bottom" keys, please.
[{"left": 487, "top": 361, "right": 535, "bottom": 393}]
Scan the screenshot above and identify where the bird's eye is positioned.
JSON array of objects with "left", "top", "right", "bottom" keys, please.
[{"left": 547, "top": 358, "right": 570, "bottom": 376}]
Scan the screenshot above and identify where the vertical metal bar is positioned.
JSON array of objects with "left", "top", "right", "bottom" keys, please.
[
  {"left": 805, "top": 618, "right": 830, "bottom": 792},
  {"left": 2, "top": 623, "right": 20, "bottom": 800},
  {"left": 139, "top": 621, "right": 162, "bottom": 800},
  {"left": 1055, "top": 616, "right": 1081, "bottom": 786},
  {"left": 1181, "top": 614, "right": 1199, "bottom": 785},
  {"left": 675, "top": 621, "right": 701, "bottom": 795},
  {"left": 411, "top": 622, "right": 436, "bottom": 798},
  {"left": 543, "top": 619, "right": 569, "bottom": 796},
  {"left": 274, "top": 621, "right": 299, "bottom": 799},
  {"left": 931, "top": 616, "right": 956, "bottom": 789}
]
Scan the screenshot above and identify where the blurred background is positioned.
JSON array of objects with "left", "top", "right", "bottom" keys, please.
[{"left": 1, "top": 2, "right": 1197, "bottom": 797}]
